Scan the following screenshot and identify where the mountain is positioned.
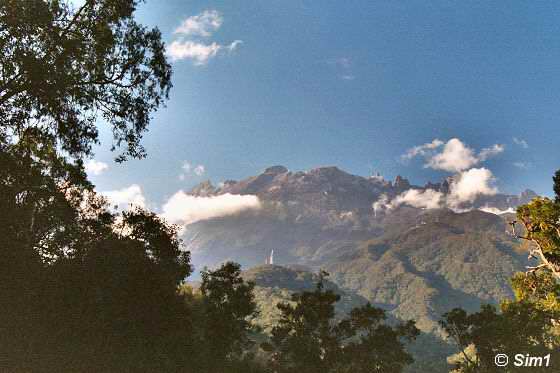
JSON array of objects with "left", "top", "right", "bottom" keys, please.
[
  {"left": 243, "top": 264, "right": 456, "bottom": 373},
  {"left": 181, "top": 165, "right": 535, "bottom": 371}
]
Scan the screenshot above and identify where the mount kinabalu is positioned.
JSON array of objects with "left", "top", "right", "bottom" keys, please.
[{"left": 182, "top": 166, "right": 534, "bottom": 368}]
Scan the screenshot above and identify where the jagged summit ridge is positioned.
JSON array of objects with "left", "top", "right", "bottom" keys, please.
[{"left": 188, "top": 165, "right": 537, "bottom": 213}]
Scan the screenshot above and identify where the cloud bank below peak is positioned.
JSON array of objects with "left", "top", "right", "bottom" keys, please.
[
  {"left": 161, "top": 192, "right": 261, "bottom": 228},
  {"left": 380, "top": 138, "right": 504, "bottom": 212},
  {"left": 377, "top": 167, "right": 498, "bottom": 212}
]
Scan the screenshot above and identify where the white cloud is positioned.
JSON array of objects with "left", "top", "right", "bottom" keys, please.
[
  {"left": 182, "top": 161, "right": 192, "bottom": 173},
  {"left": 85, "top": 159, "right": 108, "bottom": 176},
  {"left": 403, "top": 138, "right": 504, "bottom": 172},
  {"left": 478, "top": 144, "right": 505, "bottom": 161},
  {"left": 391, "top": 188, "right": 444, "bottom": 210},
  {"left": 372, "top": 194, "right": 390, "bottom": 217},
  {"left": 168, "top": 11, "right": 243, "bottom": 65},
  {"left": 161, "top": 192, "right": 261, "bottom": 227},
  {"left": 193, "top": 165, "right": 206, "bottom": 176},
  {"left": 426, "top": 138, "right": 479, "bottom": 172},
  {"left": 479, "top": 206, "right": 515, "bottom": 215},
  {"left": 227, "top": 40, "right": 243, "bottom": 52},
  {"left": 174, "top": 10, "right": 223, "bottom": 37},
  {"left": 513, "top": 137, "right": 529, "bottom": 149},
  {"left": 389, "top": 139, "right": 502, "bottom": 212},
  {"left": 401, "top": 139, "right": 444, "bottom": 161},
  {"left": 447, "top": 168, "right": 497, "bottom": 207},
  {"left": 383, "top": 168, "right": 498, "bottom": 212},
  {"left": 101, "top": 184, "right": 146, "bottom": 210},
  {"left": 179, "top": 161, "right": 205, "bottom": 180},
  {"left": 167, "top": 40, "right": 222, "bottom": 65}
]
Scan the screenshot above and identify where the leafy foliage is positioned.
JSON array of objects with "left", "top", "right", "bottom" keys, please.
[
  {"left": 198, "top": 262, "right": 260, "bottom": 372},
  {"left": 516, "top": 197, "right": 560, "bottom": 279},
  {"left": 441, "top": 301, "right": 559, "bottom": 372},
  {"left": 0, "top": 0, "right": 172, "bottom": 160},
  {"left": 268, "top": 271, "right": 419, "bottom": 373},
  {"left": 0, "top": 147, "right": 194, "bottom": 370}
]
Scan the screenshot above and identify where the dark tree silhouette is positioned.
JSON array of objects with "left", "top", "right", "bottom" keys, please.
[
  {"left": 269, "top": 271, "right": 419, "bottom": 373},
  {"left": 0, "top": 0, "right": 172, "bottom": 160},
  {"left": 553, "top": 169, "right": 560, "bottom": 203},
  {"left": 0, "top": 138, "right": 194, "bottom": 370},
  {"left": 0, "top": 1, "right": 195, "bottom": 371},
  {"left": 199, "top": 262, "right": 259, "bottom": 372}
]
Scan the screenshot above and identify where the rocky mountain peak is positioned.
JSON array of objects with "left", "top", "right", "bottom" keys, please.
[
  {"left": 189, "top": 180, "right": 216, "bottom": 196},
  {"left": 263, "top": 165, "right": 289, "bottom": 175},
  {"left": 393, "top": 175, "right": 411, "bottom": 191},
  {"left": 307, "top": 166, "right": 348, "bottom": 178},
  {"left": 520, "top": 189, "right": 538, "bottom": 201}
]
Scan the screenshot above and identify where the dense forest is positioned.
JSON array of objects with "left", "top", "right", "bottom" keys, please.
[{"left": 0, "top": 1, "right": 558, "bottom": 372}]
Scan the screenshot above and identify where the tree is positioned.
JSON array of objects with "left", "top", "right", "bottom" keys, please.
[
  {"left": 0, "top": 2, "right": 192, "bottom": 370},
  {"left": 40, "top": 209, "right": 194, "bottom": 372},
  {"left": 0, "top": 148, "right": 195, "bottom": 371},
  {"left": 270, "top": 271, "right": 342, "bottom": 373},
  {"left": 506, "top": 170, "right": 560, "bottom": 319},
  {"left": 441, "top": 300, "right": 559, "bottom": 372},
  {"left": 0, "top": 0, "right": 172, "bottom": 160},
  {"left": 441, "top": 170, "right": 560, "bottom": 372},
  {"left": 337, "top": 304, "right": 419, "bottom": 373},
  {"left": 269, "top": 271, "right": 419, "bottom": 373},
  {"left": 553, "top": 169, "right": 560, "bottom": 203},
  {"left": 510, "top": 172, "right": 560, "bottom": 281},
  {"left": 199, "top": 262, "right": 259, "bottom": 372}
]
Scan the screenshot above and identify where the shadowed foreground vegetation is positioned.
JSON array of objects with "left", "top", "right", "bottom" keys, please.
[{"left": 1, "top": 1, "right": 558, "bottom": 372}]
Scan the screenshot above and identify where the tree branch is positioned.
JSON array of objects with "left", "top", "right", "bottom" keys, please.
[{"left": 509, "top": 221, "right": 560, "bottom": 281}]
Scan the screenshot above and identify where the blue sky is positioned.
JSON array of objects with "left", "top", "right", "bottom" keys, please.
[{"left": 88, "top": 1, "right": 560, "bottom": 209}]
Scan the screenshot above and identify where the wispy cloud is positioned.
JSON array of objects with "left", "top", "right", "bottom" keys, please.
[
  {"left": 179, "top": 161, "right": 206, "bottom": 180},
  {"left": 478, "top": 144, "right": 505, "bottom": 161},
  {"left": 334, "top": 57, "right": 351, "bottom": 69},
  {"left": 193, "top": 165, "right": 206, "bottom": 176},
  {"left": 329, "top": 57, "right": 356, "bottom": 81},
  {"left": 513, "top": 161, "right": 531, "bottom": 169},
  {"left": 174, "top": 10, "right": 223, "bottom": 37},
  {"left": 85, "top": 159, "right": 108, "bottom": 176},
  {"left": 167, "top": 40, "right": 221, "bottom": 65},
  {"left": 227, "top": 40, "right": 243, "bottom": 52},
  {"left": 182, "top": 161, "right": 192, "bottom": 174},
  {"left": 167, "top": 10, "right": 243, "bottom": 65},
  {"left": 401, "top": 139, "right": 444, "bottom": 162},
  {"left": 513, "top": 137, "right": 529, "bottom": 149}
]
